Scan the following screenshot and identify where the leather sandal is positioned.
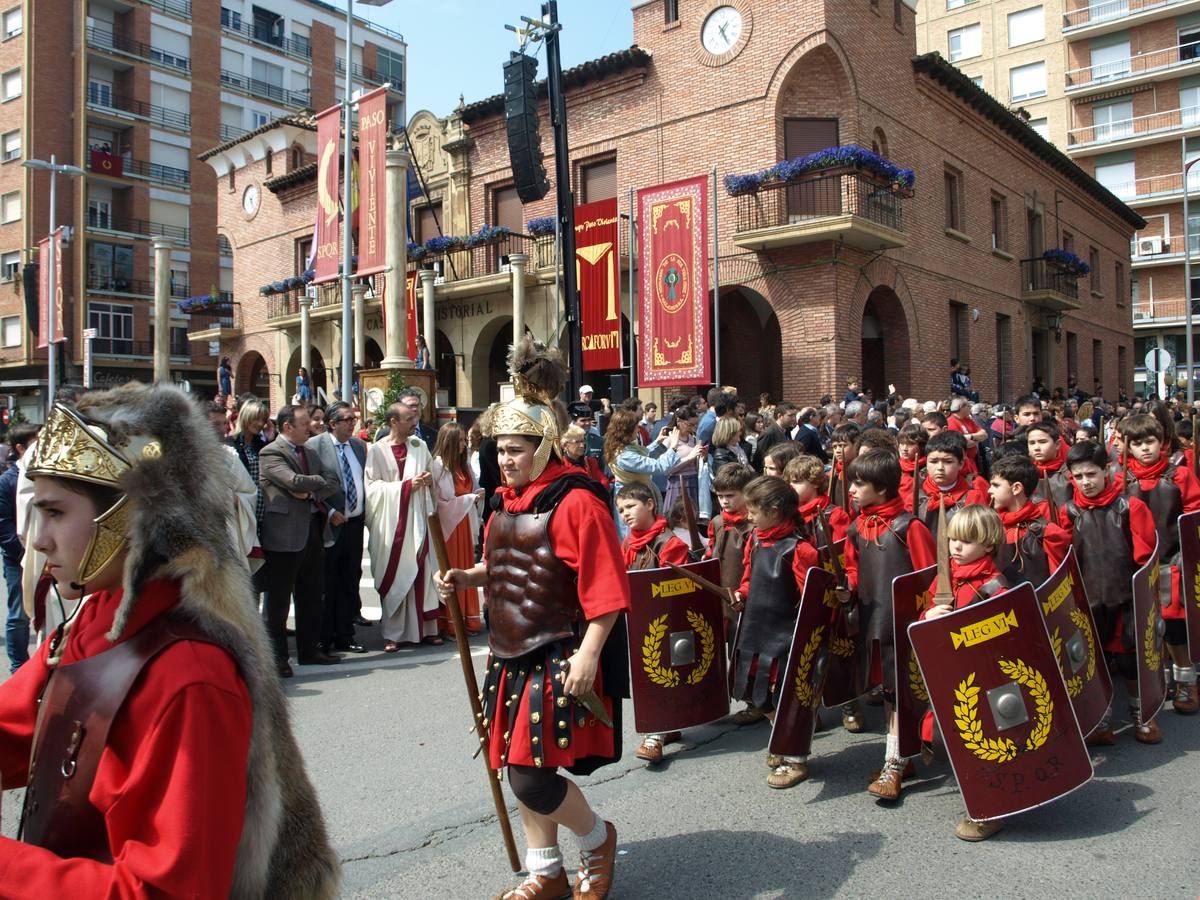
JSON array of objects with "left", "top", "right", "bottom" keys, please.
[
  {"left": 636, "top": 737, "right": 664, "bottom": 765},
  {"left": 383, "top": 640, "right": 399, "bottom": 653},
  {"left": 493, "top": 870, "right": 571, "bottom": 900},
  {"left": 867, "top": 760, "right": 906, "bottom": 801},
  {"left": 1134, "top": 718, "right": 1163, "bottom": 744},
  {"left": 767, "top": 759, "right": 809, "bottom": 789},
  {"left": 955, "top": 817, "right": 1004, "bottom": 842},
  {"left": 573, "top": 821, "right": 617, "bottom": 899},
  {"left": 732, "top": 705, "right": 768, "bottom": 725},
  {"left": 1173, "top": 682, "right": 1199, "bottom": 714}
]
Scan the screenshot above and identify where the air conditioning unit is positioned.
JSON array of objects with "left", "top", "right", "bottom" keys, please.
[
  {"left": 434, "top": 275, "right": 446, "bottom": 285},
  {"left": 1137, "top": 236, "right": 1163, "bottom": 256}
]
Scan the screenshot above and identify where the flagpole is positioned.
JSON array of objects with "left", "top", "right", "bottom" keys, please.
[
  {"left": 628, "top": 185, "right": 637, "bottom": 391},
  {"left": 711, "top": 166, "right": 721, "bottom": 388},
  {"left": 340, "top": 0, "right": 355, "bottom": 404}
]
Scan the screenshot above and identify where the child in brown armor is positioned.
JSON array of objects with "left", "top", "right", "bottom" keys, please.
[
  {"left": 707, "top": 463, "right": 756, "bottom": 647},
  {"left": 729, "top": 476, "right": 821, "bottom": 786},
  {"left": 988, "top": 454, "right": 1070, "bottom": 589},
  {"left": 843, "top": 450, "right": 937, "bottom": 802}
]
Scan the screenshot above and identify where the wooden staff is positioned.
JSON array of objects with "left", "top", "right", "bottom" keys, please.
[
  {"left": 680, "top": 478, "right": 704, "bottom": 555},
  {"left": 933, "top": 500, "right": 953, "bottom": 606},
  {"left": 1042, "top": 476, "right": 1058, "bottom": 524},
  {"left": 426, "top": 500, "right": 521, "bottom": 874},
  {"left": 911, "top": 463, "right": 923, "bottom": 518}
]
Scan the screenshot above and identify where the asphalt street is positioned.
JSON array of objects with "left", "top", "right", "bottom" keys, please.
[{"left": 4, "top": 559, "right": 1198, "bottom": 899}]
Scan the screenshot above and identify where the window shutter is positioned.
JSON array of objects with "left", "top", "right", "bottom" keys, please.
[
  {"left": 582, "top": 159, "right": 617, "bottom": 203},
  {"left": 493, "top": 186, "right": 522, "bottom": 233}
]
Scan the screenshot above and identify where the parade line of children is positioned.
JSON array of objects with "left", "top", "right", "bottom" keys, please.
[{"left": 618, "top": 417, "right": 1200, "bottom": 843}]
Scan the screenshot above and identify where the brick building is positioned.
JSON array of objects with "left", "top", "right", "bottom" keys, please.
[
  {"left": 205, "top": 0, "right": 1142, "bottom": 412},
  {"left": 0, "top": 0, "right": 403, "bottom": 420}
]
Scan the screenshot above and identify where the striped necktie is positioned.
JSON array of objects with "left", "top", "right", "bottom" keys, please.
[{"left": 338, "top": 442, "right": 356, "bottom": 513}]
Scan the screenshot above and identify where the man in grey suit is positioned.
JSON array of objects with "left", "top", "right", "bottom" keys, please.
[
  {"left": 260, "top": 404, "right": 339, "bottom": 677},
  {"left": 307, "top": 400, "right": 369, "bottom": 655}
]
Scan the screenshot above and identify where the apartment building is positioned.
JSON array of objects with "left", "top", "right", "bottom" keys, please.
[{"left": 0, "top": 0, "right": 404, "bottom": 420}]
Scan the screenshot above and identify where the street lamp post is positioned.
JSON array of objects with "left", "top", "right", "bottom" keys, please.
[
  {"left": 23, "top": 156, "right": 84, "bottom": 415},
  {"left": 1184, "top": 142, "right": 1200, "bottom": 405}
]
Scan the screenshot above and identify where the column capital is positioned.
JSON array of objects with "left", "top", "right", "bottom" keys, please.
[
  {"left": 151, "top": 237, "right": 174, "bottom": 253},
  {"left": 386, "top": 148, "right": 411, "bottom": 169},
  {"left": 418, "top": 268, "right": 437, "bottom": 285},
  {"left": 508, "top": 252, "right": 529, "bottom": 270},
  {"left": 351, "top": 283, "right": 368, "bottom": 298}
]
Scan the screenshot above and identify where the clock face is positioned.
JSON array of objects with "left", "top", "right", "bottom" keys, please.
[
  {"left": 242, "top": 183, "right": 259, "bottom": 216},
  {"left": 702, "top": 5, "right": 743, "bottom": 55}
]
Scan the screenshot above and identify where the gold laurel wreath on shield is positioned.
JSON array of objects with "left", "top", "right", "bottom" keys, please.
[
  {"left": 954, "top": 661, "right": 1053, "bottom": 764},
  {"left": 641, "top": 615, "right": 680, "bottom": 688},
  {"left": 909, "top": 655, "right": 928, "bottom": 703},
  {"left": 1070, "top": 607, "right": 1098, "bottom": 684},
  {"left": 684, "top": 609, "right": 716, "bottom": 686},
  {"left": 793, "top": 626, "right": 826, "bottom": 706},
  {"left": 1051, "top": 627, "right": 1083, "bottom": 698},
  {"left": 831, "top": 635, "right": 855, "bottom": 657},
  {"left": 1194, "top": 566, "right": 1200, "bottom": 610},
  {"left": 1144, "top": 602, "right": 1162, "bottom": 674}
]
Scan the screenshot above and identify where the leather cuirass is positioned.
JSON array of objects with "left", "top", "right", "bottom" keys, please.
[
  {"left": 1065, "top": 497, "right": 1136, "bottom": 609},
  {"left": 711, "top": 515, "right": 750, "bottom": 589},
  {"left": 1125, "top": 465, "right": 1181, "bottom": 561},
  {"left": 996, "top": 520, "right": 1050, "bottom": 589},
  {"left": 849, "top": 512, "right": 918, "bottom": 645},
  {"left": 485, "top": 509, "right": 581, "bottom": 659}
]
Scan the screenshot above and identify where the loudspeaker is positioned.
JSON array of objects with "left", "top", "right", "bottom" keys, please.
[
  {"left": 608, "top": 374, "right": 629, "bottom": 405},
  {"left": 22, "top": 261, "right": 37, "bottom": 334},
  {"left": 503, "top": 53, "right": 550, "bottom": 204}
]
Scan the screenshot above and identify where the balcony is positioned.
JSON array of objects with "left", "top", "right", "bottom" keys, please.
[
  {"left": 87, "top": 86, "right": 190, "bottom": 132},
  {"left": 1133, "top": 296, "right": 1190, "bottom": 324},
  {"left": 1066, "top": 40, "right": 1200, "bottom": 95},
  {"left": 1021, "top": 258, "right": 1082, "bottom": 310},
  {"left": 87, "top": 151, "right": 189, "bottom": 189},
  {"left": 220, "top": 14, "right": 311, "bottom": 61},
  {"left": 335, "top": 58, "right": 392, "bottom": 88},
  {"left": 1066, "top": 105, "right": 1200, "bottom": 154},
  {"left": 1100, "top": 171, "right": 1193, "bottom": 206},
  {"left": 1063, "top": 0, "right": 1200, "bottom": 37},
  {"left": 418, "top": 234, "right": 538, "bottom": 300},
  {"left": 136, "top": 0, "right": 191, "bottom": 18},
  {"left": 85, "top": 24, "right": 191, "bottom": 74},
  {"left": 91, "top": 339, "right": 189, "bottom": 361},
  {"left": 220, "top": 70, "right": 310, "bottom": 108},
  {"left": 86, "top": 213, "right": 190, "bottom": 245},
  {"left": 185, "top": 301, "right": 241, "bottom": 342},
  {"left": 731, "top": 170, "right": 908, "bottom": 252}
]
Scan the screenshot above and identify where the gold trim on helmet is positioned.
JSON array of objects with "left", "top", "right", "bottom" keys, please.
[{"left": 491, "top": 400, "right": 563, "bottom": 482}]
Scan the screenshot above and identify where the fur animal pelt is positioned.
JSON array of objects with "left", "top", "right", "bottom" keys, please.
[{"left": 75, "top": 383, "right": 340, "bottom": 899}]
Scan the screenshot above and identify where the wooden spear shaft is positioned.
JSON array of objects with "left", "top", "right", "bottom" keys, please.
[{"left": 426, "top": 500, "right": 521, "bottom": 873}]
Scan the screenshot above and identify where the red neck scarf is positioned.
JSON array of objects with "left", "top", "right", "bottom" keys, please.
[
  {"left": 1034, "top": 440, "right": 1069, "bottom": 479},
  {"left": 623, "top": 517, "right": 669, "bottom": 567},
  {"left": 855, "top": 496, "right": 907, "bottom": 541},
  {"left": 998, "top": 500, "right": 1044, "bottom": 535},
  {"left": 799, "top": 495, "right": 830, "bottom": 523},
  {"left": 953, "top": 555, "right": 1000, "bottom": 589},
  {"left": 755, "top": 521, "right": 798, "bottom": 544},
  {"left": 899, "top": 456, "right": 924, "bottom": 475},
  {"left": 1071, "top": 477, "right": 1122, "bottom": 510},
  {"left": 717, "top": 509, "right": 748, "bottom": 531},
  {"left": 922, "top": 474, "right": 969, "bottom": 508},
  {"left": 1128, "top": 455, "right": 1169, "bottom": 486}
]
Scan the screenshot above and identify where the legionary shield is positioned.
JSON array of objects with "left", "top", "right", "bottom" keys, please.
[
  {"left": 892, "top": 564, "right": 936, "bottom": 758},
  {"left": 818, "top": 538, "right": 866, "bottom": 707},
  {"left": 768, "top": 566, "right": 838, "bottom": 758},
  {"left": 1132, "top": 539, "right": 1166, "bottom": 724},
  {"left": 1176, "top": 511, "right": 1200, "bottom": 663},
  {"left": 909, "top": 583, "right": 1093, "bottom": 821},
  {"left": 626, "top": 560, "right": 730, "bottom": 733},
  {"left": 1035, "top": 548, "right": 1113, "bottom": 736}
]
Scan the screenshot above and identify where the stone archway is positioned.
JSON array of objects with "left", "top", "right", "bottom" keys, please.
[
  {"left": 718, "top": 287, "right": 782, "bottom": 403},
  {"left": 435, "top": 329, "right": 457, "bottom": 407},
  {"left": 471, "top": 316, "right": 513, "bottom": 406},
  {"left": 860, "top": 285, "right": 910, "bottom": 398},
  {"left": 285, "top": 346, "right": 329, "bottom": 404},
  {"left": 235, "top": 350, "right": 270, "bottom": 398},
  {"left": 364, "top": 337, "right": 383, "bottom": 369}
]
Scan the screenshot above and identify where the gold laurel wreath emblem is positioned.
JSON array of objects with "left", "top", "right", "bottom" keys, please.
[
  {"left": 831, "top": 635, "right": 855, "bottom": 657},
  {"left": 1144, "top": 602, "right": 1162, "bottom": 674},
  {"left": 641, "top": 615, "right": 679, "bottom": 688},
  {"left": 793, "top": 626, "right": 826, "bottom": 706},
  {"left": 684, "top": 609, "right": 716, "bottom": 686},
  {"left": 1070, "top": 608, "right": 1097, "bottom": 684},
  {"left": 909, "top": 655, "right": 928, "bottom": 703},
  {"left": 1194, "top": 567, "right": 1200, "bottom": 610},
  {"left": 954, "top": 661, "right": 1054, "bottom": 763},
  {"left": 1051, "top": 628, "right": 1081, "bottom": 698}
]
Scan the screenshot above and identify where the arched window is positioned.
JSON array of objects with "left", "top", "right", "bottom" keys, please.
[
  {"left": 289, "top": 144, "right": 304, "bottom": 171},
  {"left": 872, "top": 127, "right": 889, "bottom": 158}
]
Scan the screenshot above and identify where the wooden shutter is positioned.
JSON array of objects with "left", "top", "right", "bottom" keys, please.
[
  {"left": 784, "top": 119, "right": 839, "bottom": 218},
  {"left": 784, "top": 118, "right": 839, "bottom": 159},
  {"left": 493, "top": 186, "right": 523, "bottom": 233},
  {"left": 581, "top": 159, "right": 617, "bottom": 203},
  {"left": 416, "top": 203, "right": 441, "bottom": 244}
]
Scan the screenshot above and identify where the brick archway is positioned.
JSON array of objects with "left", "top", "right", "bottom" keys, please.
[
  {"left": 861, "top": 286, "right": 909, "bottom": 399},
  {"left": 235, "top": 350, "right": 269, "bottom": 398},
  {"left": 846, "top": 259, "right": 917, "bottom": 396},
  {"left": 718, "top": 286, "right": 782, "bottom": 403}
]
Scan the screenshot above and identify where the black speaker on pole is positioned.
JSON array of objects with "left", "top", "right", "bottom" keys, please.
[
  {"left": 608, "top": 374, "right": 629, "bottom": 406},
  {"left": 503, "top": 52, "right": 550, "bottom": 204},
  {"left": 22, "top": 261, "right": 38, "bottom": 336}
]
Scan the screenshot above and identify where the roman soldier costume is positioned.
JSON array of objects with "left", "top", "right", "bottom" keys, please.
[{"left": 1, "top": 385, "right": 338, "bottom": 897}]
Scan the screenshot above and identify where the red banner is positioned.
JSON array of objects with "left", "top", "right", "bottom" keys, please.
[
  {"left": 405, "top": 270, "right": 418, "bottom": 360},
  {"left": 37, "top": 228, "right": 65, "bottom": 349},
  {"left": 89, "top": 149, "right": 123, "bottom": 178},
  {"left": 356, "top": 87, "right": 388, "bottom": 278},
  {"left": 575, "top": 198, "right": 621, "bottom": 371},
  {"left": 313, "top": 104, "right": 343, "bottom": 285},
  {"left": 637, "top": 175, "right": 710, "bottom": 386}
]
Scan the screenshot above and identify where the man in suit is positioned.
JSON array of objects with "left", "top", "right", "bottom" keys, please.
[
  {"left": 259, "top": 404, "right": 339, "bottom": 677},
  {"left": 795, "top": 406, "right": 828, "bottom": 463},
  {"left": 307, "top": 400, "right": 368, "bottom": 655},
  {"left": 752, "top": 401, "right": 798, "bottom": 471}
]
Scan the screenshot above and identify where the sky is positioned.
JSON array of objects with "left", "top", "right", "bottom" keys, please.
[{"left": 358, "top": 1, "right": 636, "bottom": 118}]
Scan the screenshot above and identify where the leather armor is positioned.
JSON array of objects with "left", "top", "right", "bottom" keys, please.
[
  {"left": 996, "top": 519, "right": 1051, "bottom": 589},
  {"left": 710, "top": 515, "right": 751, "bottom": 589},
  {"left": 731, "top": 535, "right": 799, "bottom": 708},
  {"left": 849, "top": 512, "right": 919, "bottom": 647},
  {"left": 1065, "top": 497, "right": 1136, "bottom": 609}
]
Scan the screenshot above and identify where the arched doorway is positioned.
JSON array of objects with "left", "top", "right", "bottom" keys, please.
[
  {"left": 285, "top": 346, "right": 329, "bottom": 404},
  {"left": 236, "top": 351, "right": 270, "bottom": 398},
  {"left": 471, "top": 316, "right": 513, "bottom": 406},
  {"left": 718, "top": 288, "right": 782, "bottom": 403},
  {"left": 436, "top": 329, "right": 457, "bottom": 407},
  {"left": 364, "top": 338, "right": 383, "bottom": 369},
  {"left": 861, "top": 286, "right": 910, "bottom": 398}
]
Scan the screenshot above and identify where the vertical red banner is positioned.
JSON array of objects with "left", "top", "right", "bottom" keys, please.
[
  {"left": 313, "top": 104, "right": 343, "bottom": 285},
  {"left": 406, "top": 270, "right": 418, "bottom": 360},
  {"left": 575, "top": 198, "right": 621, "bottom": 371},
  {"left": 355, "top": 87, "right": 388, "bottom": 278},
  {"left": 37, "top": 228, "right": 65, "bottom": 349},
  {"left": 637, "top": 176, "right": 710, "bottom": 386}
]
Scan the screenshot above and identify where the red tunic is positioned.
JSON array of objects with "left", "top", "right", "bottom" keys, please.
[
  {"left": 484, "top": 461, "right": 631, "bottom": 770},
  {"left": 0, "top": 579, "right": 251, "bottom": 895},
  {"left": 843, "top": 497, "right": 938, "bottom": 593},
  {"left": 998, "top": 500, "right": 1072, "bottom": 573},
  {"left": 737, "top": 523, "right": 820, "bottom": 597},
  {"left": 798, "top": 495, "right": 851, "bottom": 544},
  {"left": 622, "top": 517, "right": 689, "bottom": 569},
  {"left": 1127, "top": 456, "right": 1200, "bottom": 619},
  {"left": 898, "top": 456, "right": 925, "bottom": 509},
  {"left": 947, "top": 414, "right": 983, "bottom": 472},
  {"left": 925, "top": 556, "right": 1007, "bottom": 613},
  {"left": 920, "top": 473, "right": 990, "bottom": 511}
]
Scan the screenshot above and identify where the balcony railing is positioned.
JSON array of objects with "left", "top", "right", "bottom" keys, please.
[
  {"left": 1066, "top": 40, "right": 1200, "bottom": 89},
  {"left": 1063, "top": 0, "right": 1196, "bottom": 31},
  {"left": 220, "top": 16, "right": 312, "bottom": 61},
  {"left": 1067, "top": 104, "right": 1200, "bottom": 149},
  {"left": 85, "top": 24, "right": 191, "bottom": 73},
  {"left": 1100, "top": 171, "right": 1197, "bottom": 203},
  {"left": 731, "top": 170, "right": 908, "bottom": 252},
  {"left": 1021, "top": 258, "right": 1081, "bottom": 304},
  {"left": 87, "top": 275, "right": 153, "bottom": 297},
  {"left": 87, "top": 85, "right": 190, "bottom": 131},
  {"left": 1133, "top": 297, "right": 1189, "bottom": 320},
  {"left": 219, "top": 123, "right": 247, "bottom": 143},
  {"left": 137, "top": 0, "right": 191, "bottom": 18},
  {"left": 335, "top": 57, "right": 392, "bottom": 87},
  {"left": 86, "top": 153, "right": 189, "bottom": 188},
  {"left": 185, "top": 303, "right": 240, "bottom": 337},
  {"left": 91, "top": 339, "right": 190, "bottom": 359},
  {"left": 87, "top": 214, "right": 190, "bottom": 244},
  {"left": 220, "top": 70, "right": 310, "bottom": 108}
]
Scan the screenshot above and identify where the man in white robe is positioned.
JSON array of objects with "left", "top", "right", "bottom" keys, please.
[{"left": 365, "top": 403, "right": 439, "bottom": 647}]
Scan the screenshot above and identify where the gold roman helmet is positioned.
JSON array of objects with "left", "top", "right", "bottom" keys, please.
[
  {"left": 489, "top": 335, "right": 569, "bottom": 481},
  {"left": 26, "top": 403, "right": 161, "bottom": 585}
]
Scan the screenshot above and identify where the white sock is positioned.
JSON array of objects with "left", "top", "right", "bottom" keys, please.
[
  {"left": 885, "top": 733, "right": 901, "bottom": 763},
  {"left": 575, "top": 813, "right": 608, "bottom": 853},
  {"left": 525, "top": 845, "right": 563, "bottom": 878},
  {"left": 1174, "top": 664, "right": 1198, "bottom": 684},
  {"left": 782, "top": 755, "right": 807, "bottom": 765}
]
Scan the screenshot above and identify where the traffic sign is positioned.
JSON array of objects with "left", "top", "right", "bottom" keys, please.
[{"left": 1145, "top": 347, "right": 1173, "bottom": 372}]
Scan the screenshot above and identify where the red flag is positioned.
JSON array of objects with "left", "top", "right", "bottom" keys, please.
[
  {"left": 355, "top": 87, "right": 388, "bottom": 278},
  {"left": 406, "top": 270, "right": 418, "bottom": 360},
  {"left": 313, "top": 104, "right": 342, "bottom": 285},
  {"left": 37, "top": 228, "right": 65, "bottom": 349},
  {"left": 575, "top": 198, "right": 621, "bottom": 371},
  {"left": 637, "top": 175, "right": 710, "bottom": 386},
  {"left": 89, "top": 149, "right": 123, "bottom": 178}
]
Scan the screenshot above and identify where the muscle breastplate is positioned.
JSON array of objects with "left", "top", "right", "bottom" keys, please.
[
  {"left": 996, "top": 520, "right": 1050, "bottom": 588},
  {"left": 1126, "top": 466, "right": 1181, "bottom": 560},
  {"left": 1066, "top": 498, "right": 1136, "bottom": 608}
]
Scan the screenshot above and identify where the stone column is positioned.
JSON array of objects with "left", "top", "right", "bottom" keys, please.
[
  {"left": 419, "top": 269, "right": 436, "bottom": 370},
  {"left": 353, "top": 283, "right": 367, "bottom": 370},
  {"left": 382, "top": 147, "right": 412, "bottom": 368},
  {"left": 152, "top": 238, "right": 173, "bottom": 384},
  {"left": 509, "top": 252, "right": 528, "bottom": 346},
  {"left": 300, "top": 294, "right": 312, "bottom": 395}
]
